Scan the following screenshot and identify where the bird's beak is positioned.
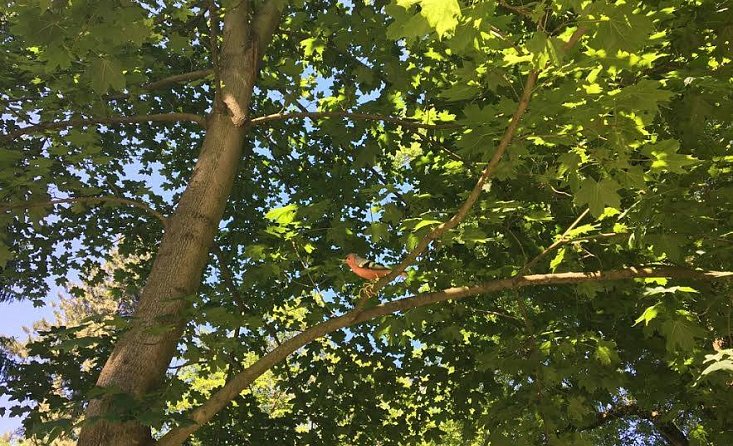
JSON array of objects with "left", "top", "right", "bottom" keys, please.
[{"left": 341, "top": 258, "right": 348, "bottom": 264}]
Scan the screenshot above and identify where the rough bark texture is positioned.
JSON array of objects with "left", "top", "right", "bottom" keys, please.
[{"left": 77, "top": 2, "right": 282, "bottom": 444}]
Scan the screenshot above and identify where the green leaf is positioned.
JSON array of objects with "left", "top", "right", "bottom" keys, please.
[
  {"left": 300, "top": 37, "right": 325, "bottom": 58},
  {"left": 642, "top": 139, "right": 699, "bottom": 174},
  {"left": 412, "top": 0, "right": 461, "bottom": 38},
  {"left": 573, "top": 178, "right": 621, "bottom": 218},
  {"left": 700, "top": 350, "right": 733, "bottom": 378},
  {"left": 615, "top": 80, "right": 674, "bottom": 116},
  {"left": 586, "top": 2, "right": 655, "bottom": 52},
  {"left": 594, "top": 340, "right": 620, "bottom": 365},
  {"left": 660, "top": 313, "right": 706, "bottom": 352},
  {"left": 413, "top": 219, "right": 442, "bottom": 231},
  {"left": 244, "top": 244, "right": 268, "bottom": 260},
  {"left": 567, "top": 396, "right": 592, "bottom": 423},
  {"left": 565, "top": 224, "right": 597, "bottom": 238},
  {"left": 644, "top": 285, "right": 698, "bottom": 296},
  {"left": 700, "top": 359, "right": 733, "bottom": 376},
  {"left": 526, "top": 32, "right": 563, "bottom": 67},
  {"left": 265, "top": 204, "right": 298, "bottom": 225},
  {"left": 390, "top": 0, "right": 461, "bottom": 38},
  {"left": 549, "top": 247, "right": 566, "bottom": 272},
  {"left": 367, "top": 222, "right": 389, "bottom": 242},
  {"left": 634, "top": 303, "right": 661, "bottom": 326},
  {"left": 88, "top": 57, "right": 126, "bottom": 94}
]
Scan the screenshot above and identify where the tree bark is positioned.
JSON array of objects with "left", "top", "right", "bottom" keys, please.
[{"left": 77, "top": 2, "right": 283, "bottom": 445}]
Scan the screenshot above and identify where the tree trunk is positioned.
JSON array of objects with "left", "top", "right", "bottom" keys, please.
[{"left": 77, "top": 2, "right": 282, "bottom": 444}]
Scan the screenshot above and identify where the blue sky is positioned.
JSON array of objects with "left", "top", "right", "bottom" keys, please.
[
  {"left": 0, "top": 159, "right": 174, "bottom": 435},
  {"left": 1, "top": 296, "right": 57, "bottom": 435}
]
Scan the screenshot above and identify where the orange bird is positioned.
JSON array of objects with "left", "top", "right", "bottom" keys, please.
[{"left": 343, "top": 253, "right": 407, "bottom": 280}]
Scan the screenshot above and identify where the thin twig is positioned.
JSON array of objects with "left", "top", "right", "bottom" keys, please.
[
  {"left": 520, "top": 208, "right": 589, "bottom": 275},
  {"left": 489, "top": 26, "right": 522, "bottom": 53},
  {"left": 476, "top": 309, "right": 523, "bottom": 322},
  {"left": 0, "top": 196, "right": 167, "bottom": 227},
  {"left": 277, "top": 88, "right": 309, "bottom": 113},
  {"left": 3, "top": 113, "right": 206, "bottom": 140},
  {"left": 564, "top": 26, "right": 588, "bottom": 51},
  {"left": 349, "top": 23, "right": 589, "bottom": 318},
  {"left": 247, "top": 111, "right": 463, "bottom": 129},
  {"left": 362, "top": 70, "right": 540, "bottom": 304},
  {"left": 498, "top": 0, "right": 535, "bottom": 20}
]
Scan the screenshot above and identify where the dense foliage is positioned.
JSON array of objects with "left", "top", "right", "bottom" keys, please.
[{"left": 1, "top": 0, "right": 733, "bottom": 444}]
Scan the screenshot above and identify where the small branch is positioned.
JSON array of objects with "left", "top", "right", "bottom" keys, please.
[
  {"left": 520, "top": 208, "right": 589, "bottom": 274},
  {"left": 3, "top": 113, "right": 206, "bottom": 140},
  {"left": 489, "top": 26, "right": 522, "bottom": 53},
  {"left": 415, "top": 133, "right": 470, "bottom": 165},
  {"left": 155, "top": 266, "right": 733, "bottom": 446},
  {"left": 252, "top": 0, "right": 286, "bottom": 57},
  {"left": 497, "top": 0, "right": 535, "bottom": 20},
  {"left": 563, "top": 26, "right": 588, "bottom": 52},
  {"left": 582, "top": 402, "right": 689, "bottom": 446},
  {"left": 0, "top": 196, "right": 168, "bottom": 227},
  {"left": 208, "top": 1, "right": 223, "bottom": 110},
  {"left": 550, "top": 185, "right": 572, "bottom": 197},
  {"left": 277, "top": 88, "right": 309, "bottom": 113},
  {"left": 143, "top": 69, "right": 213, "bottom": 91},
  {"left": 247, "top": 111, "right": 463, "bottom": 130},
  {"left": 211, "top": 244, "right": 249, "bottom": 380},
  {"left": 362, "top": 70, "right": 540, "bottom": 302},
  {"left": 354, "top": 24, "right": 589, "bottom": 302}
]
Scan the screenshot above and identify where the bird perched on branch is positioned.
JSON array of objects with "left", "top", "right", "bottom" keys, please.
[{"left": 343, "top": 253, "right": 407, "bottom": 281}]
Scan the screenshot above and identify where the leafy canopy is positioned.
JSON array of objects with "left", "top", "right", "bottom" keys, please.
[{"left": 1, "top": 0, "right": 733, "bottom": 445}]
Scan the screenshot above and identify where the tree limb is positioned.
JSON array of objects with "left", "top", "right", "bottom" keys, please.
[
  {"left": 143, "top": 69, "right": 213, "bottom": 91},
  {"left": 582, "top": 402, "right": 689, "bottom": 446},
  {"left": 564, "top": 26, "right": 588, "bottom": 51},
  {"left": 361, "top": 70, "right": 539, "bottom": 302},
  {"left": 252, "top": 0, "right": 285, "bottom": 57},
  {"left": 358, "top": 26, "right": 588, "bottom": 301},
  {"left": 155, "top": 266, "right": 732, "bottom": 446},
  {"left": 246, "top": 110, "right": 463, "bottom": 129},
  {"left": 208, "top": 1, "right": 223, "bottom": 110},
  {"left": 497, "top": 0, "right": 535, "bottom": 20},
  {"left": 0, "top": 196, "right": 167, "bottom": 227},
  {"left": 3, "top": 113, "right": 206, "bottom": 140}
]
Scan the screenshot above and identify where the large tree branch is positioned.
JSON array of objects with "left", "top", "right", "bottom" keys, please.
[
  {"left": 0, "top": 196, "right": 167, "bottom": 227},
  {"left": 208, "top": 0, "right": 222, "bottom": 110},
  {"left": 156, "top": 266, "right": 732, "bottom": 446},
  {"left": 3, "top": 113, "right": 206, "bottom": 140},
  {"left": 247, "top": 110, "right": 463, "bottom": 129},
  {"left": 583, "top": 402, "right": 689, "bottom": 446},
  {"left": 252, "top": 0, "right": 285, "bottom": 57}
]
